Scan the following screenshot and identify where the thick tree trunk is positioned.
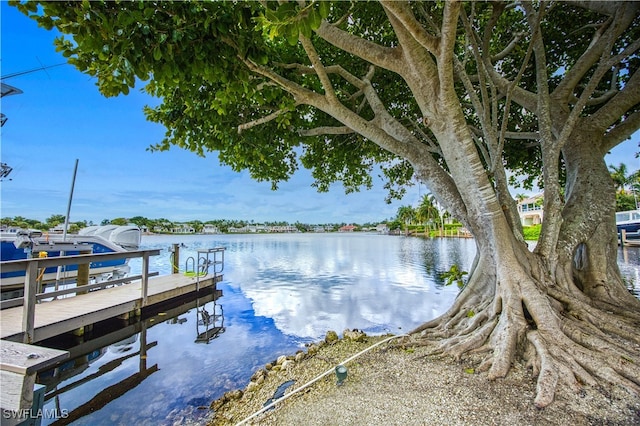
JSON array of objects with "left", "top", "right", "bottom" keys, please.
[
  {"left": 320, "top": 0, "right": 640, "bottom": 409},
  {"left": 559, "top": 132, "right": 634, "bottom": 305},
  {"left": 412, "top": 191, "right": 640, "bottom": 407}
]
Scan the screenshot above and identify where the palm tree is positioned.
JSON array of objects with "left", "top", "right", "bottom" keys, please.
[
  {"left": 609, "top": 163, "right": 630, "bottom": 194},
  {"left": 629, "top": 170, "right": 640, "bottom": 209},
  {"left": 610, "top": 163, "right": 640, "bottom": 209},
  {"left": 416, "top": 194, "right": 440, "bottom": 236},
  {"left": 396, "top": 205, "right": 415, "bottom": 236}
]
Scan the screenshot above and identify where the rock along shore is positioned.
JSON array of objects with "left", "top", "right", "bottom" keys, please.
[{"left": 206, "top": 330, "right": 640, "bottom": 426}]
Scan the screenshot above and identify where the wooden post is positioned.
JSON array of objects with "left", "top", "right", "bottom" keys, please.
[
  {"left": 76, "top": 249, "right": 92, "bottom": 295},
  {"left": 0, "top": 341, "right": 68, "bottom": 413},
  {"left": 139, "top": 321, "right": 147, "bottom": 371},
  {"left": 141, "top": 252, "right": 150, "bottom": 307},
  {"left": 621, "top": 229, "right": 626, "bottom": 247},
  {"left": 22, "top": 261, "right": 38, "bottom": 344},
  {"left": 172, "top": 243, "right": 180, "bottom": 274}
]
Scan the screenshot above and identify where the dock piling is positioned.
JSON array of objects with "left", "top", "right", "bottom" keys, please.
[
  {"left": 21, "top": 262, "right": 38, "bottom": 344},
  {"left": 172, "top": 244, "right": 180, "bottom": 274},
  {"left": 76, "top": 248, "right": 92, "bottom": 295},
  {"left": 142, "top": 252, "right": 150, "bottom": 307}
]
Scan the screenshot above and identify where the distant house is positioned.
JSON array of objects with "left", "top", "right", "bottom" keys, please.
[
  {"left": 518, "top": 194, "right": 544, "bottom": 226},
  {"left": 269, "top": 225, "right": 298, "bottom": 233},
  {"left": 376, "top": 223, "right": 389, "bottom": 234},
  {"left": 248, "top": 224, "right": 269, "bottom": 233},
  {"left": 202, "top": 224, "right": 219, "bottom": 234},
  {"left": 49, "top": 224, "right": 68, "bottom": 234},
  {"left": 172, "top": 223, "right": 195, "bottom": 234},
  {"left": 339, "top": 224, "right": 357, "bottom": 232},
  {"left": 153, "top": 225, "right": 167, "bottom": 233},
  {"left": 48, "top": 223, "right": 84, "bottom": 234}
]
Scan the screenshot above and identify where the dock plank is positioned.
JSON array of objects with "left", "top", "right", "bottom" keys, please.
[{"left": 0, "top": 273, "right": 221, "bottom": 342}]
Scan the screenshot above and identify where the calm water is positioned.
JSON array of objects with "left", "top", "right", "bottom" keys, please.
[{"left": 35, "top": 233, "right": 639, "bottom": 425}]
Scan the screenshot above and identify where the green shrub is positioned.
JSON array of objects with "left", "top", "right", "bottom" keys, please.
[{"left": 523, "top": 224, "right": 541, "bottom": 241}]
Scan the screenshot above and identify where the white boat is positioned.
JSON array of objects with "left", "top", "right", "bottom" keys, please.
[
  {"left": 616, "top": 209, "right": 640, "bottom": 246},
  {"left": 0, "top": 225, "right": 141, "bottom": 295}
]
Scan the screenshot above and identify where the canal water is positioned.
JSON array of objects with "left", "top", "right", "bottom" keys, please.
[{"left": 35, "top": 233, "right": 639, "bottom": 425}]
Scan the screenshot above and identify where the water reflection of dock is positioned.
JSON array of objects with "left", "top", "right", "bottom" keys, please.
[{"left": 38, "top": 289, "right": 224, "bottom": 426}]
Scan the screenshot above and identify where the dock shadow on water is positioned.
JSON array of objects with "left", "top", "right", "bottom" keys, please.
[{"left": 30, "top": 234, "right": 639, "bottom": 425}]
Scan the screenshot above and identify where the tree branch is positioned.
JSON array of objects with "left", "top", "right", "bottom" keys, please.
[
  {"left": 240, "top": 56, "right": 321, "bottom": 105},
  {"left": 602, "top": 111, "right": 640, "bottom": 153},
  {"left": 298, "top": 126, "right": 354, "bottom": 137},
  {"left": 553, "top": 3, "right": 640, "bottom": 103},
  {"left": 408, "top": 119, "right": 442, "bottom": 155},
  {"left": 523, "top": 1, "right": 565, "bottom": 261},
  {"left": 315, "top": 20, "right": 403, "bottom": 73},
  {"left": 492, "top": 32, "right": 526, "bottom": 62},
  {"left": 437, "top": 0, "right": 460, "bottom": 99},
  {"left": 380, "top": 1, "right": 440, "bottom": 55},
  {"left": 555, "top": 19, "right": 626, "bottom": 151},
  {"left": 567, "top": 1, "right": 628, "bottom": 16},
  {"left": 552, "top": 15, "right": 614, "bottom": 101},
  {"left": 589, "top": 62, "right": 640, "bottom": 134},
  {"left": 299, "top": 34, "right": 338, "bottom": 104},
  {"left": 238, "top": 109, "right": 288, "bottom": 134}
]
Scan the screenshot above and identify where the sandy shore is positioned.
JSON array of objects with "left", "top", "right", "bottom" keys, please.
[{"left": 206, "top": 332, "right": 640, "bottom": 426}]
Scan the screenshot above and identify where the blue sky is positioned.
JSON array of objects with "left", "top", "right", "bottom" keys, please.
[{"left": 1, "top": 3, "right": 638, "bottom": 225}]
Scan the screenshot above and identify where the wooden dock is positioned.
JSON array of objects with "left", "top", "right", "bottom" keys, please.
[
  {"left": 0, "top": 273, "right": 222, "bottom": 343},
  {"left": 0, "top": 247, "right": 225, "bottom": 343},
  {"left": 0, "top": 246, "right": 225, "bottom": 418}
]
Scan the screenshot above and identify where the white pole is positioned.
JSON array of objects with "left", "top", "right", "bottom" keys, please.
[
  {"left": 62, "top": 159, "right": 79, "bottom": 242},
  {"left": 56, "top": 159, "right": 79, "bottom": 290}
]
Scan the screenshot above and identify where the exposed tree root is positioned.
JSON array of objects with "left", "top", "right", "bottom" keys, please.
[{"left": 405, "top": 264, "right": 640, "bottom": 409}]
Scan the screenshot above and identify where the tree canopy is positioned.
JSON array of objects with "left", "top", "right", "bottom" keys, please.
[{"left": 14, "top": 0, "right": 640, "bottom": 411}]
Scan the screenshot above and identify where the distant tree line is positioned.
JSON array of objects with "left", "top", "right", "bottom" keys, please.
[
  {"left": 3, "top": 163, "right": 635, "bottom": 234},
  {"left": 0, "top": 215, "right": 385, "bottom": 234}
]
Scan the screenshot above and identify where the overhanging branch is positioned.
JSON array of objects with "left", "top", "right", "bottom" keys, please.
[
  {"left": 238, "top": 109, "right": 288, "bottom": 134},
  {"left": 602, "top": 111, "right": 640, "bottom": 152},
  {"left": 298, "top": 126, "right": 354, "bottom": 137}
]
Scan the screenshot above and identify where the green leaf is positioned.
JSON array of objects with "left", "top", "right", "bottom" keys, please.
[
  {"left": 275, "top": 2, "right": 297, "bottom": 19},
  {"left": 153, "top": 46, "right": 162, "bottom": 61},
  {"left": 300, "top": 19, "right": 312, "bottom": 38},
  {"left": 286, "top": 24, "right": 299, "bottom": 46},
  {"left": 308, "top": 9, "right": 322, "bottom": 30},
  {"left": 464, "top": 368, "right": 475, "bottom": 374},
  {"left": 318, "top": 1, "right": 330, "bottom": 19},
  {"left": 264, "top": 8, "right": 278, "bottom": 22}
]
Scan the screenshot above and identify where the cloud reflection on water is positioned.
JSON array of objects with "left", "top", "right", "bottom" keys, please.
[{"left": 135, "top": 233, "right": 477, "bottom": 340}]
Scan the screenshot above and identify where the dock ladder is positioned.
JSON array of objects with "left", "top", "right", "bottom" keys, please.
[{"left": 184, "top": 247, "right": 225, "bottom": 291}]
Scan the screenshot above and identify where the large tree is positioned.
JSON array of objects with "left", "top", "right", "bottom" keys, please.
[{"left": 15, "top": 0, "right": 640, "bottom": 407}]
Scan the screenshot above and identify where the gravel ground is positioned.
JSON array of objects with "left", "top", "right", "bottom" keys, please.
[{"left": 207, "top": 333, "right": 640, "bottom": 426}]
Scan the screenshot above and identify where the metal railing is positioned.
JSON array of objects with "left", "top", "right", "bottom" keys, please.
[{"left": 1, "top": 249, "right": 161, "bottom": 343}]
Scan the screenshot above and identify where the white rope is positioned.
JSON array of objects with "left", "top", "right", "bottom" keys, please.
[{"left": 235, "top": 333, "right": 411, "bottom": 426}]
